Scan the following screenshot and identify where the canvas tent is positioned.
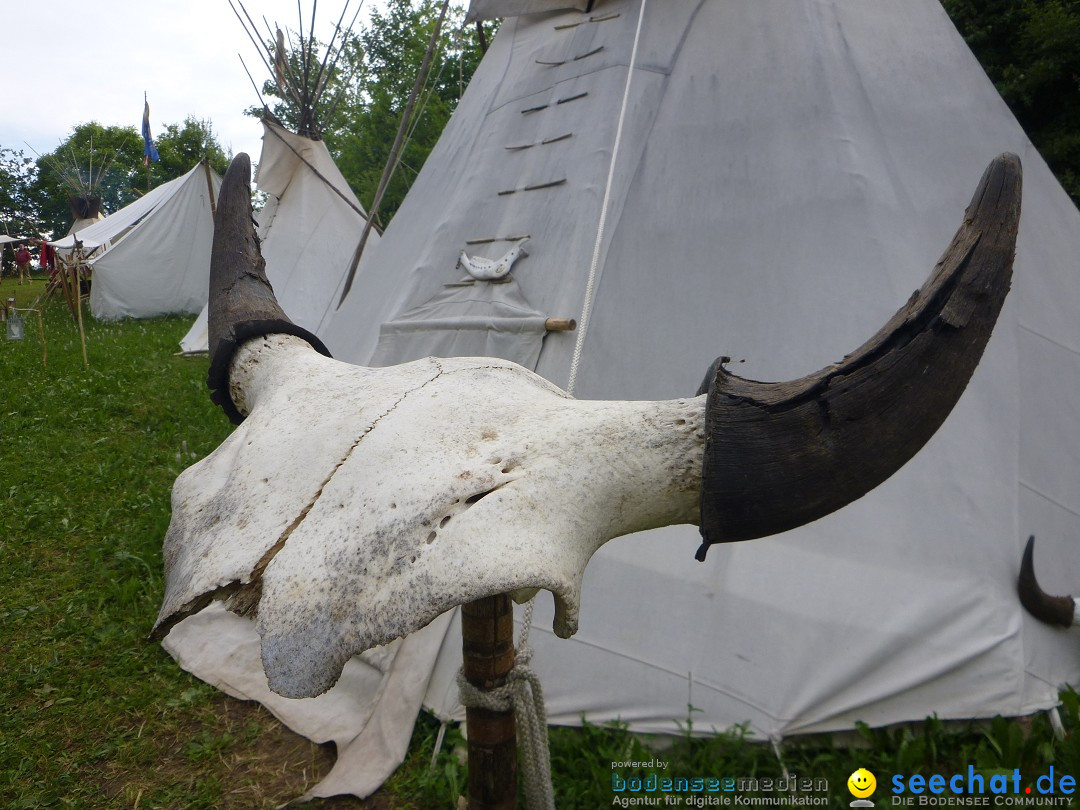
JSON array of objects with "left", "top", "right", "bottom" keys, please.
[
  {"left": 179, "top": 120, "right": 378, "bottom": 354},
  {"left": 66, "top": 197, "right": 105, "bottom": 236},
  {"left": 164, "top": 0, "right": 1080, "bottom": 800},
  {"left": 49, "top": 160, "right": 221, "bottom": 321}
]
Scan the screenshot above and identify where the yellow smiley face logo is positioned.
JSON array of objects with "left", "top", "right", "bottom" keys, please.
[{"left": 848, "top": 768, "right": 877, "bottom": 798}]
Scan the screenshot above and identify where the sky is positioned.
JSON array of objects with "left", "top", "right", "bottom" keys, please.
[{"left": 2, "top": 0, "right": 383, "bottom": 165}]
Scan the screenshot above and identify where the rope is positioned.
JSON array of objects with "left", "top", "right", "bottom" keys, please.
[
  {"left": 457, "top": 641, "right": 555, "bottom": 810},
  {"left": 565, "top": 0, "right": 649, "bottom": 396}
]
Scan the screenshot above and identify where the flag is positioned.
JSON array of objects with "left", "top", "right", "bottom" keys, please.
[{"left": 142, "top": 94, "right": 160, "bottom": 166}]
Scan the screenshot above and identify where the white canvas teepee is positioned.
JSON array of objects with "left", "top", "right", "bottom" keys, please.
[
  {"left": 167, "top": 0, "right": 1080, "bottom": 800},
  {"left": 49, "top": 161, "right": 222, "bottom": 321},
  {"left": 179, "top": 120, "right": 379, "bottom": 353}
]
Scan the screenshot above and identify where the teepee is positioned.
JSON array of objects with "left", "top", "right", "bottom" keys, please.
[
  {"left": 40, "top": 143, "right": 112, "bottom": 235},
  {"left": 165, "top": 0, "right": 1080, "bottom": 800},
  {"left": 49, "top": 160, "right": 222, "bottom": 321},
  {"left": 179, "top": 118, "right": 378, "bottom": 353}
]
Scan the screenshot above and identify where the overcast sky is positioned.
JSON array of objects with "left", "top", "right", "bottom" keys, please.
[{"left": 2, "top": 0, "right": 382, "bottom": 165}]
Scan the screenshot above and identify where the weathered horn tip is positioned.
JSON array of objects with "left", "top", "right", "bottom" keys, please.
[
  {"left": 698, "top": 153, "right": 1020, "bottom": 549},
  {"left": 1018, "top": 535, "right": 1075, "bottom": 628},
  {"left": 966, "top": 152, "right": 1022, "bottom": 223},
  {"left": 207, "top": 153, "right": 331, "bottom": 425}
]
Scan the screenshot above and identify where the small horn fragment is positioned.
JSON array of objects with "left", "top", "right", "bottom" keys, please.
[
  {"left": 697, "top": 153, "right": 1022, "bottom": 556},
  {"left": 1018, "top": 535, "right": 1075, "bottom": 627},
  {"left": 207, "top": 153, "right": 332, "bottom": 424}
]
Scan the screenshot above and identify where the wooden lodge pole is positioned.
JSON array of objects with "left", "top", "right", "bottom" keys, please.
[
  {"left": 72, "top": 253, "right": 89, "bottom": 368},
  {"left": 461, "top": 593, "right": 517, "bottom": 810}
]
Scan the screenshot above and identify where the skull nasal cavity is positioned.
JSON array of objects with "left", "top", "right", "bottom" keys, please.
[{"left": 465, "top": 487, "right": 499, "bottom": 505}]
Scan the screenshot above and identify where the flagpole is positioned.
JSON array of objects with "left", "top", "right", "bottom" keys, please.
[{"left": 142, "top": 91, "right": 158, "bottom": 192}]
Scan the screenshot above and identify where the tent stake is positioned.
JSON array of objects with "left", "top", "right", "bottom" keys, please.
[{"left": 461, "top": 593, "right": 517, "bottom": 809}]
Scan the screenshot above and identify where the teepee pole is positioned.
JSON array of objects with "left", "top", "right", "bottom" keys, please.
[
  {"left": 338, "top": 0, "right": 451, "bottom": 306},
  {"left": 74, "top": 258, "right": 89, "bottom": 368},
  {"left": 461, "top": 594, "right": 517, "bottom": 809},
  {"left": 203, "top": 159, "right": 218, "bottom": 218}
]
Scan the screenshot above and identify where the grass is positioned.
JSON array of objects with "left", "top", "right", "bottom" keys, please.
[{"left": 3, "top": 271, "right": 1080, "bottom": 808}]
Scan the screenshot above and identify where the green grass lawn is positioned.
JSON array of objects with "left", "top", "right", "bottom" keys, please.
[{"left": 4, "top": 272, "right": 1080, "bottom": 809}]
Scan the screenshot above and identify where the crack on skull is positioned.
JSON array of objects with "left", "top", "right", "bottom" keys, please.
[{"left": 222, "top": 360, "right": 450, "bottom": 618}]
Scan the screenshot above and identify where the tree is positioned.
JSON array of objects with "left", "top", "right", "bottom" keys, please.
[
  {"left": 30, "top": 122, "right": 143, "bottom": 238},
  {"left": 333, "top": 0, "right": 489, "bottom": 224},
  {"left": 0, "top": 147, "right": 43, "bottom": 238},
  {"left": 252, "top": 0, "right": 492, "bottom": 225},
  {"left": 150, "top": 117, "right": 231, "bottom": 187},
  {"left": 29, "top": 118, "right": 231, "bottom": 237},
  {"left": 943, "top": 0, "right": 1080, "bottom": 205}
]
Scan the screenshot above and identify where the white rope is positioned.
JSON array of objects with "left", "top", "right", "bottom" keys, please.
[
  {"left": 457, "top": 643, "right": 555, "bottom": 810},
  {"left": 566, "top": 0, "right": 649, "bottom": 396}
]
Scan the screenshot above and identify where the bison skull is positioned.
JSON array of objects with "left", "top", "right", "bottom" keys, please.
[{"left": 153, "top": 152, "right": 1021, "bottom": 699}]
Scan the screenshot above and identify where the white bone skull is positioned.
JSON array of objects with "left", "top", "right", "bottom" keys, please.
[{"left": 153, "top": 152, "right": 1021, "bottom": 699}]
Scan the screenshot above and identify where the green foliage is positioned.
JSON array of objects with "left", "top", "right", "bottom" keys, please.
[
  {"left": 149, "top": 117, "right": 232, "bottom": 188},
  {"left": 943, "top": 0, "right": 1080, "bottom": 205},
  {"left": 26, "top": 117, "right": 231, "bottom": 238},
  {"left": 335, "top": 0, "right": 489, "bottom": 224},
  {"left": 254, "top": 0, "right": 492, "bottom": 226},
  {"left": 30, "top": 121, "right": 145, "bottom": 237},
  {"left": 0, "top": 147, "right": 41, "bottom": 238}
]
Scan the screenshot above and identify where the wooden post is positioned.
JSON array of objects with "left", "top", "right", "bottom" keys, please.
[
  {"left": 461, "top": 594, "right": 517, "bottom": 810},
  {"left": 74, "top": 267, "right": 88, "bottom": 368},
  {"left": 203, "top": 159, "right": 217, "bottom": 218},
  {"left": 56, "top": 256, "right": 76, "bottom": 320},
  {"left": 35, "top": 307, "right": 46, "bottom": 366}
]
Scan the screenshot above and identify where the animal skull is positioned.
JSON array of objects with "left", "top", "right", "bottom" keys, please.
[{"left": 153, "top": 152, "right": 1021, "bottom": 699}]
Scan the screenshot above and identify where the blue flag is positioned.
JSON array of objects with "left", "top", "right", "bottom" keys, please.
[{"left": 142, "top": 95, "right": 160, "bottom": 165}]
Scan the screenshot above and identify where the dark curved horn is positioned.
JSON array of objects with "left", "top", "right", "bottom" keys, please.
[
  {"left": 1018, "top": 535, "right": 1075, "bottom": 627},
  {"left": 207, "top": 153, "right": 331, "bottom": 424},
  {"left": 697, "top": 153, "right": 1021, "bottom": 557}
]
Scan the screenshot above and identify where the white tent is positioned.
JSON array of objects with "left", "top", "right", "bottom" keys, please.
[
  {"left": 49, "top": 161, "right": 221, "bottom": 321},
  {"left": 67, "top": 210, "right": 105, "bottom": 236},
  {"left": 179, "top": 120, "right": 378, "bottom": 354},
  {"left": 165, "top": 0, "right": 1080, "bottom": 800}
]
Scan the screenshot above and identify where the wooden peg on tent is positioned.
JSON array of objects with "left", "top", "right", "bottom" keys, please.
[{"left": 544, "top": 318, "right": 576, "bottom": 332}]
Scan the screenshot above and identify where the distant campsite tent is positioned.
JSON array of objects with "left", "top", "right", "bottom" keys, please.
[
  {"left": 50, "top": 160, "right": 221, "bottom": 321},
  {"left": 66, "top": 197, "right": 105, "bottom": 235},
  {"left": 1, "top": 235, "right": 28, "bottom": 276},
  {"left": 179, "top": 120, "right": 379, "bottom": 354},
  {"left": 164, "top": 0, "right": 1080, "bottom": 801}
]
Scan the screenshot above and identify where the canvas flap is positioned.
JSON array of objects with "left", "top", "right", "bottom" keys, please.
[
  {"left": 466, "top": 0, "right": 589, "bottom": 23},
  {"left": 372, "top": 276, "right": 549, "bottom": 368}
]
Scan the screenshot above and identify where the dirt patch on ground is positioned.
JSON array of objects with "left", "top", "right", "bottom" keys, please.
[{"left": 100, "top": 691, "right": 405, "bottom": 809}]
